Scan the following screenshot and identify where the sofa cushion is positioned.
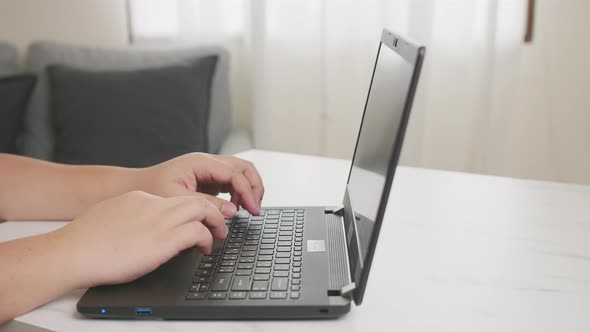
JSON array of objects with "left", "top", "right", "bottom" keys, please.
[
  {"left": 24, "top": 42, "right": 232, "bottom": 160},
  {"left": 0, "top": 75, "right": 36, "bottom": 153},
  {"left": 48, "top": 56, "right": 217, "bottom": 168},
  {"left": 0, "top": 43, "right": 18, "bottom": 77}
]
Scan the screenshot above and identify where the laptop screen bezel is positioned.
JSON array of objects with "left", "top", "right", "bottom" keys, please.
[{"left": 343, "top": 29, "right": 425, "bottom": 305}]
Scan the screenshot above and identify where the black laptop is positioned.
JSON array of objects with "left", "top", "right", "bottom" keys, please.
[{"left": 77, "top": 29, "right": 425, "bottom": 319}]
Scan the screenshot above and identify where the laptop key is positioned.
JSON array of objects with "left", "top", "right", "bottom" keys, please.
[
  {"left": 199, "top": 284, "right": 210, "bottom": 292},
  {"left": 276, "top": 252, "right": 291, "bottom": 258},
  {"left": 211, "top": 273, "right": 232, "bottom": 291},
  {"left": 291, "top": 279, "right": 301, "bottom": 285},
  {"left": 186, "top": 292, "right": 206, "bottom": 300},
  {"left": 258, "top": 255, "right": 273, "bottom": 261},
  {"left": 232, "top": 276, "right": 251, "bottom": 291},
  {"left": 218, "top": 267, "right": 234, "bottom": 273},
  {"left": 225, "top": 249, "right": 240, "bottom": 254},
  {"left": 259, "top": 249, "right": 274, "bottom": 255},
  {"left": 252, "top": 280, "right": 269, "bottom": 291},
  {"left": 277, "top": 247, "right": 291, "bottom": 252},
  {"left": 221, "top": 260, "right": 236, "bottom": 266},
  {"left": 277, "top": 241, "right": 292, "bottom": 247},
  {"left": 255, "top": 267, "right": 271, "bottom": 274},
  {"left": 292, "top": 267, "right": 302, "bottom": 273},
  {"left": 209, "top": 292, "right": 228, "bottom": 300},
  {"left": 239, "top": 257, "right": 255, "bottom": 263},
  {"left": 193, "top": 276, "right": 212, "bottom": 283},
  {"left": 242, "top": 246, "right": 258, "bottom": 251},
  {"left": 290, "top": 292, "right": 300, "bottom": 299},
  {"left": 270, "top": 292, "right": 288, "bottom": 299},
  {"left": 260, "top": 244, "right": 275, "bottom": 249},
  {"left": 199, "top": 262, "right": 215, "bottom": 269},
  {"left": 293, "top": 261, "right": 302, "bottom": 267},
  {"left": 256, "top": 261, "right": 272, "bottom": 267},
  {"left": 273, "top": 271, "right": 289, "bottom": 278},
  {"left": 278, "top": 236, "right": 293, "bottom": 241},
  {"left": 236, "top": 210, "right": 250, "bottom": 219},
  {"left": 238, "top": 263, "right": 254, "bottom": 269},
  {"left": 291, "top": 285, "right": 300, "bottom": 291},
  {"left": 241, "top": 251, "right": 256, "bottom": 257},
  {"left": 229, "top": 291, "right": 248, "bottom": 299},
  {"left": 271, "top": 278, "right": 288, "bottom": 291},
  {"left": 274, "top": 264, "right": 289, "bottom": 271},
  {"left": 249, "top": 292, "right": 267, "bottom": 299},
  {"left": 253, "top": 274, "right": 270, "bottom": 281},
  {"left": 293, "top": 256, "right": 302, "bottom": 262},
  {"left": 263, "top": 234, "right": 277, "bottom": 239},
  {"left": 275, "top": 258, "right": 290, "bottom": 264},
  {"left": 195, "top": 269, "right": 214, "bottom": 276},
  {"left": 279, "top": 231, "right": 293, "bottom": 236},
  {"left": 236, "top": 269, "right": 252, "bottom": 276},
  {"left": 222, "top": 254, "right": 238, "bottom": 260},
  {"left": 201, "top": 256, "right": 218, "bottom": 263}
]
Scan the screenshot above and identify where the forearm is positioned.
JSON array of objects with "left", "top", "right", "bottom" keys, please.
[
  {"left": 0, "top": 154, "right": 139, "bottom": 220},
  {"left": 0, "top": 230, "right": 80, "bottom": 323}
]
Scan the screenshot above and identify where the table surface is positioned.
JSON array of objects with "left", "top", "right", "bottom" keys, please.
[{"left": 2, "top": 149, "right": 590, "bottom": 332}]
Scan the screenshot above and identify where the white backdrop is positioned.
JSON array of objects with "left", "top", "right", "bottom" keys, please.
[{"left": 134, "top": 0, "right": 590, "bottom": 185}]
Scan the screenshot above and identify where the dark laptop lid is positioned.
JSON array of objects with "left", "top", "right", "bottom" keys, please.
[{"left": 341, "top": 29, "right": 425, "bottom": 305}]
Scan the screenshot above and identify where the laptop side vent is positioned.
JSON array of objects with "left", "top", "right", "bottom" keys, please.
[{"left": 325, "top": 213, "right": 351, "bottom": 291}]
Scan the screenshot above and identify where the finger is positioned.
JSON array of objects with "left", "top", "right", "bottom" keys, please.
[
  {"left": 230, "top": 172, "right": 259, "bottom": 215},
  {"left": 163, "top": 196, "right": 227, "bottom": 239},
  {"left": 194, "top": 192, "right": 236, "bottom": 219},
  {"left": 215, "top": 156, "right": 265, "bottom": 204},
  {"left": 167, "top": 188, "right": 237, "bottom": 219},
  {"left": 196, "top": 159, "right": 260, "bottom": 215},
  {"left": 171, "top": 221, "right": 214, "bottom": 255}
]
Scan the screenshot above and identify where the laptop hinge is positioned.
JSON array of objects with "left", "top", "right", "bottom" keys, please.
[{"left": 339, "top": 282, "right": 356, "bottom": 298}]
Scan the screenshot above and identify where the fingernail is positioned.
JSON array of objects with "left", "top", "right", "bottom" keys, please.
[{"left": 221, "top": 202, "right": 237, "bottom": 218}]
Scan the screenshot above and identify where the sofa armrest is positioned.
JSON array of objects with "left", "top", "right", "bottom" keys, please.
[{"left": 218, "top": 128, "right": 254, "bottom": 155}]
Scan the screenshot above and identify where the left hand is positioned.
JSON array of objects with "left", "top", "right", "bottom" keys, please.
[{"left": 133, "top": 153, "right": 264, "bottom": 218}]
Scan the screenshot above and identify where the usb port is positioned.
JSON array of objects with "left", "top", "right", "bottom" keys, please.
[{"left": 135, "top": 307, "right": 152, "bottom": 315}]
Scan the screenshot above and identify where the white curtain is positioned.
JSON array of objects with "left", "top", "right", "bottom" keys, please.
[{"left": 132, "top": 0, "right": 590, "bottom": 184}]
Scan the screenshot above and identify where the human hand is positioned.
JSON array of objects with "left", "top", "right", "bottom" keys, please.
[
  {"left": 134, "top": 153, "right": 264, "bottom": 217},
  {"left": 53, "top": 190, "right": 227, "bottom": 288}
]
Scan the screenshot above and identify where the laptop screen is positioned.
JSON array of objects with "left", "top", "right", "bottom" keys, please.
[{"left": 345, "top": 30, "right": 424, "bottom": 304}]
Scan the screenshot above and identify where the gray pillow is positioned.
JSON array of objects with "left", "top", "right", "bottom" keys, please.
[
  {"left": 0, "top": 75, "right": 36, "bottom": 153},
  {"left": 0, "top": 43, "right": 18, "bottom": 77},
  {"left": 48, "top": 56, "right": 217, "bottom": 167},
  {"left": 24, "top": 42, "right": 232, "bottom": 159}
]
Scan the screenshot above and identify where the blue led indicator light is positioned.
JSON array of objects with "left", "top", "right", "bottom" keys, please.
[{"left": 100, "top": 308, "right": 106, "bottom": 314}]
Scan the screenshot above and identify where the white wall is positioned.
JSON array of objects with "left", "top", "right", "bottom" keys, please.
[{"left": 0, "top": 0, "right": 128, "bottom": 62}]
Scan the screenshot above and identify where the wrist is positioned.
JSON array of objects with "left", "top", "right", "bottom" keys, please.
[{"left": 47, "top": 227, "right": 91, "bottom": 290}]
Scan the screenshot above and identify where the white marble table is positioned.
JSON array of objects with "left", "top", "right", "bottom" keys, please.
[{"left": 2, "top": 149, "right": 590, "bottom": 332}]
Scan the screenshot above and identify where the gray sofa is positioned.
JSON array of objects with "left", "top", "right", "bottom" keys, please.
[{"left": 0, "top": 41, "right": 252, "bottom": 160}]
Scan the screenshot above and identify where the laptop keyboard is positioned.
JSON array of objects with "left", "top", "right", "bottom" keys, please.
[{"left": 186, "top": 208, "right": 305, "bottom": 301}]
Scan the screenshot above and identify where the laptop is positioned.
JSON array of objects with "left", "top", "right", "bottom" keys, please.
[{"left": 77, "top": 28, "right": 425, "bottom": 319}]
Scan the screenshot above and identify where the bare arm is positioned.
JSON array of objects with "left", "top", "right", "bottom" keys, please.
[
  {"left": 0, "top": 154, "right": 137, "bottom": 221},
  {"left": 0, "top": 192, "right": 227, "bottom": 323},
  {"left": 0, "top": 152, "right": 264, "bottom": 221}
]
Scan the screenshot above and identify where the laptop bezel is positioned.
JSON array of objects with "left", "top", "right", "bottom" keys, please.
[{"left": 343, "top": 29, "right": 426, "bottom": 305}]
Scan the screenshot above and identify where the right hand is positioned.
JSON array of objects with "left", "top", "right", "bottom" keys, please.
[{"left": 53, "top": 190, "right": 227, "bottom": 288}]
